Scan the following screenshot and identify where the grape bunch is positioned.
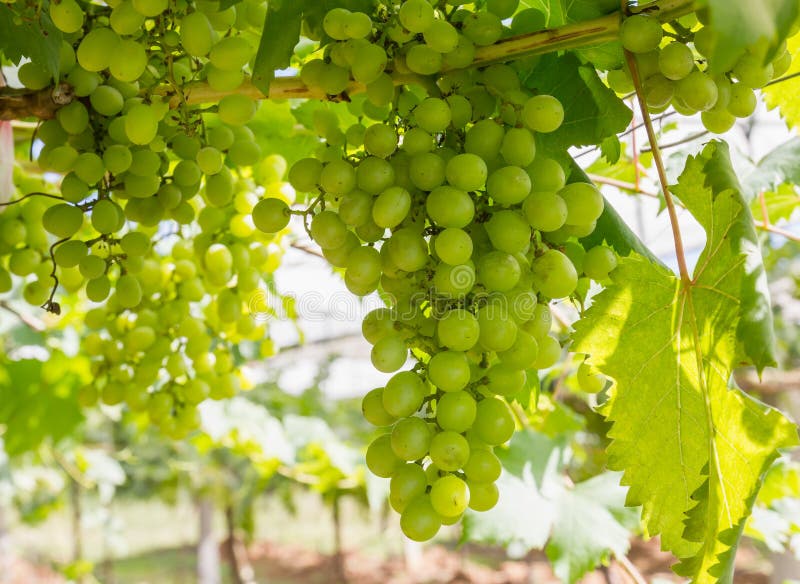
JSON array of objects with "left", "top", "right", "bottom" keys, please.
[
  {"left": 609, "top": 11, "right": 793, "bottom": 133},
  {"left": 2, "top": 0, "right": 294, "bottom": 433},
  {"left": 248, "top": 1, "right": 617, "bottom": 541}
]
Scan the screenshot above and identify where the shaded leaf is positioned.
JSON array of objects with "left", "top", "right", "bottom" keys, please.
[
  {"left": 742, "top": 137, "right": 800, "bottom": 201},
  {"left": 0, "top": 3, "right": 62, "bottom": 79},
  {"left": 252, "top": 1, "right": 304, "bottom": 95}
]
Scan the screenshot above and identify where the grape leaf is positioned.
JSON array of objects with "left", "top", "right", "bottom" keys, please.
[
  {"left": 750, "top": 184, "right": 800, "bottom": 224},
  {"left": 742, "top": 137, "right": 800, "bottom": 201},
  {"left": 519, "top": 0, "right": 566, "bottom": 27},
  {"left": 251, "top": 1, "right": 305, "bottom": 95},
  {"left": 573, "top": 141, "right": 798, "bottom": 583},
  {"left": 0, "top": 3, "right": 62, "bottom": 80},
  {"left": 523, "top": 53, "right": 632, "bottom": 151},
  {"left": 702, "top": 0, "right": 798, "bottom": 73},
  {"left": 462, "top": 431, "right": 634, "bottom": 583},
  {"left": 764, "top": 34, "right": 800, "bottom": 129}
]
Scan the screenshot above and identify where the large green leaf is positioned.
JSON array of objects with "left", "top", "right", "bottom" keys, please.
[
  {"left": 702, "top": 0, "right": 798, "bottom": 73},
  {"left": 764, "top": 35, "right": 800, "bottom": 128},
  {"left": 742, "top": 137, "right": 800, "bottom": 201},
  {"left": 523, "top": 53, "right": 632, "bottom": 151},
  {"left": 462, "top": 431, "right": 634, "bottom": 584},
  {"left": 252, "top": 0, "right": 305, "bottom": 95},
  {"left": 573, "top": 141, "right": 798, "bottom": 583}
]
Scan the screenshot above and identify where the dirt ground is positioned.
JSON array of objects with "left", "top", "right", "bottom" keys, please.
[{"left": 2, "top": 537, "right": 772, "bottom": 584}]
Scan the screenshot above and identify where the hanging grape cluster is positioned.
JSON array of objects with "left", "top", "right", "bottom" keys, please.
[
  {"left": 247, "top": 0, "right": 617, "bottom": 541},
  {"left": 609, "top": 10, "right": 793, "bottom": 132},
  {"left": 2, "top": 0, "right": 293, "bottom": 435}
]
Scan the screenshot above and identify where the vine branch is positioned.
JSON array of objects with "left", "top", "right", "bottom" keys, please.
[
  {"left": 0, "top": 0, "right": 697, "bottom": 119},
  {"left": 625, "top": 50, "right": 691, "bottom": 283}
]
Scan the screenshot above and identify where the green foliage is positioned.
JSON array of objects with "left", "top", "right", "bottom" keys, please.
[
  {"left": 573, "top": 141, "right": 798, "bottom": 583},
  {"left": 252, "top": 1, "right": 305, "bottom": 94},
  {"left": 0, "top": 2, "right": 62, "bottom": 79}
]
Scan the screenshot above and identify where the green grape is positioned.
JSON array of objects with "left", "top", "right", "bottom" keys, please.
[
  {"left": 43, "top": 203, "right": 83, "bottom": 238},
  {"left": 644, "top": 74, "right": 674, "bottom": 108},
  {"left": 522, "top": 95, "right": 564, "bottom": 133},
  {"left": 48, "top": 145, "right": 79, "bottom": 173},
  {"left": 310, "top": 210, "right": 348, "bottom": 249},
  {"left": 116, "top": 274, "right": 143, "bottom": 308},
  {"left": 409, "top": 152, "right": 446, "bottom": 191},
  {"left": 387, "top": 228, "right": 429, "bottom": 272},
  {"left": 476, "top": 302, "right": 517, "bottom": 351},
  {"left": 464, "top": 448, "right": 501, "bottom": 483},
  {"left": 73, "top": 152, "right": 105, "bottom": 185},
  {"left": 346, "top": 11, "right": 372, "bottom": 39},
  {"left": 125, "top": 104, "right": 159, "bottom": 145},
  {"left": 583, "top": 245, "right": 618, "bottom": 280},
  {"left": 323, "top": 7, "right": 351, "bottom": 40},
  {"left": 442, "top": 34, "right": 476, "bottom": 69},
  {"left": 522, "top": 192, "right": 567, "bottom": 232},
  {"left": 319, "top": 160, "right": 356, "bottom": 195},
  {"left": 127, "top": 149, "right": 161, "bottom": 177},
  {"left": 727, "top": 83, "right": 757, "bottom": 118},
  {"left": 54, "top": 240, "right": 88, "bottom": 268},
  {"left": 428, "top": 351, "right": 471, "bottom": 392},
  {"left": 532, "top": 334, "right": 560, "bottom": 368},
  {"left": 577, "top": 361, "right": 605, "bottom": 393},
  {"left": 196, "top": 146, "right": 224, "bottom": 175},
  {"left": 366, "top": 73, "right": 395, "bottom": 106},
  {"left": 464, "top": 120, "right": 504, "bottom": 162},
  {"left": 91, "top": 199, "right": 123, "bottom": 233},
  {"left": 391, "top": 416, "right": 432, "bottom": 461},
  {"left": 430, "top": 475, "right": 470, "bottom": 518},
  {"left": 362, "top": 387, "right": 396, "bottom": 426},
  {"left": 559, "top": 182, "right": 604, "bottom": 226},
  {"left": 79, "top": 255, "right": 106, "bottom": 279},
  {"left": 383, "top": 371, "right": 427, "bottom": 418},
  {"left": 56, "top": 101, "right": 89, "bottom": 135},
  {"left": 18, "top": 62, "right": 51, "bottom": 90},
  {"left": 132, "top": 0, "right": 166, "bottom": 16},
  {"left": 620, "top": 14, "right": 663, "bottom": 53},
  {"left": 389, "top": 464, "right": 428, "bottom": 513},
  {"left": 287, "top": 157, "right": 322, "bottom": 192},
  {"left": 400, "top": 495, "right": 441, "bottom": 542},
  {"left": 346, "top": 246, "right": 382, "bottom": 286},
  {"left": 772, "top": 50, "right": 792, "bottom": 78},
  {"left": 511, "top": 8, "right": 546, "bottom": 34},
  {"left": 675, "top": 70, "right": 719, "bottom": 111},
  {"left": 467, "top": 481, "right": 499, "bottom": 511},
  {"left": 430, "top": 430, "right": 470, "bottom": 471},
  {"left": 435, "top": 228, "right": 473, "bottom": 265},
  {"left": 426, "top": 186, "right": 474, "bottom": 228},
  {"left": 659, "top": 42, "right": 695, "bottom": 80},
  {"left": 414, "top": 98, "right": 452, "bottom": 133},
  {"left": 733, "top": 53, "right": 774, "bottom": 88},
  {"left": 487, "top": 0, "right": 519, "bottom": 19},
  {"left": 531, "top": 249, "right": 577, "bottom": 299},
  {"left": 372, "top": 186, "right": 411, "bottom": 228},
  {"left": 702, "top": 109, "right": 735, "bottom": 134},
  {"left": 0, "top": 268, "right": 11, "bottom": 294},
  {"left": 218, "top": 94, "right": 256, "bottom": 126},
  {"left": 364, "top": 124, "right": 398, "bottom": 158},
  {"left": 445, "top": 153, "right": 488, "bottom": 192},
  {"left": 401, "top": 128, "right": 432, "bottom": 156},
  {"left": 181, "top": 10, "right": 215, "bottom": 57},
  {"left": 362, "top": 308, "right": 395, "bottom": 345},
  {"left": 424, "top": 20, "right": 459, "bottom": 53},
  {"left": 124, "top": 173, "right": 161, "bottom": 198},
  {"left": 462, "top": 12, "right": 502, "bottom": 46},
  {"left": 90, "top": 85, "right": 125, "bottom": 116},
  {"left": 50, "top": 0, "right": 84, "bottom": 33},
  {"left": 405, "top": 45, "right": 443, "bottom": 75},
  {"left": 473, "top": 397, "right": 514, "bottom": 445},
  {"left": 366, "top": 434, "right": 402, "bottom": 478},
  {"left": 85, "top": 275, "right": 110, "bottom": 302},
  {"left": 337, "top": 190, "right": 372, "bottom": 227},
  {"left": 437, "top": 391, "right": 477, "bottom": 433},
  {"left": 477, "top": 251, "right": 520, "bottom": 292},
  {"left": 527, "top": 157, "right": 566, "bottom": 192},
  {"left": 500, "top": 128, "right": 536, "bottom": 167},
  {"left": 77, "top": 28, "right": 120, "bottom": 72},
  {"left": 319, "top": 63, "right": 350, "bottom": 95},
  {"left": 607, "top": 68, "right": 634, "bottom": 93},
  {"left": 351, "top": 44, "right": 387, "bottom": 84},
  {"left": 498, "top": 329, "right": 538, "bottom": 369},
  {"left": 486, "top": 166, "right": 532, "bottom": 206},
  {"left": 109, "top": 39, "right": 147, "bottom": 82},
  {"left": 2, "top": 219, "right": 26, "bottom": 246},
  {"left": 437, "top": 309, "right": 480, "bottom": 352},
  {"left": 485, "top": 363, "right": 525, "bottom": 397},
  {"left": 433, "top": 262, "right": 475, "bottom": 298},
  {"left": 398, "top": 0, "right": 435, "bottom": 33},
  {"left": 9, "top": 249, "right": 40, "bottom": 276},
  {"left": 110, "top": 1, "right": 144, "bottom": 35},
  {"left": 209, "top": 36, "right": 252, "bottom": 71}
]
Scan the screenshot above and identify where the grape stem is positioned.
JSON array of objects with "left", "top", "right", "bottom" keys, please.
[
  {"left": 0, "top": 300, "right": 46, "bottom": 331},
  {"left": 625, "top": 50, "right": 691, "bottom": 284},
  {"left": 0, "top": 191, "right": 65, "bottom": 207}
]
